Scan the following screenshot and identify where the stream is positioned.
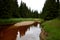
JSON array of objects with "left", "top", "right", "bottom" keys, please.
[{"left": 16, "top": 23, "right": 41, "bottom": 40}]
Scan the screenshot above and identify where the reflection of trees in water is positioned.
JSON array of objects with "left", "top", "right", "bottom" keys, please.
[
  {"left": 16, "top": 23, "right": 41, "bottom": 40},
  {"left": 16, "top": 31, "right": 20, "bottom": 40},
  {"left": 0, "top": 22, "right": 41, "bottom": 40}
]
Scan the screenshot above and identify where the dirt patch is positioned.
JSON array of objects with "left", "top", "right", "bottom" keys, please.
[{"left": 40, "top": 28, "right": 48, "bottom": 40}]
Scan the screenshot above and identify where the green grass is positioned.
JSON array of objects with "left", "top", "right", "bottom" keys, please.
[
  {"left": 42, "top": 18, "right": 60, "bottom": 40},
  {"left": 0, "top": 18, "right": 43, "bottom": 25}
]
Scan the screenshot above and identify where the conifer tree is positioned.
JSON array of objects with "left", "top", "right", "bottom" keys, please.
[
  {"left": 40, "top": 0, "right": 58, "bottom": 20},
  {"left": 0, "top": 0, "right": 18, "bottom": 18}
]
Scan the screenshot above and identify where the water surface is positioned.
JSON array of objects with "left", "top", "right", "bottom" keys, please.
[{"left": 16, "top": 24, "right": 41, "bottom": 40}]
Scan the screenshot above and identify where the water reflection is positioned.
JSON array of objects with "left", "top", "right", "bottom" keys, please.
[
  {"left": 16, "top": 31, "right": 21, "bottom": 40},
  {"left": 16, "top": 24, "right": 41, "bottom": 40}
]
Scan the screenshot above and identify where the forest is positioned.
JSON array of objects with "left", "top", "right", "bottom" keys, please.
[
  {"left": 0, "top": 0, "right": 60, "bottom": 20},
  {"left": 0, "top": 0, "right": 40, "bottom": 18}
]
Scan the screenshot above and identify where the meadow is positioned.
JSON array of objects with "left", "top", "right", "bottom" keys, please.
[
  {"left": 42, "top": 18, "right": 60, "bottom": 40},
  {"left": 0, "top": 18, "right": 43, "bottom": 25}
]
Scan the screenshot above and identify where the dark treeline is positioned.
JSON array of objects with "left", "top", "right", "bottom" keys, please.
[
  {"left": 0, "top": 0, "right": 60, "bottom": 20},
  {"left": 19, "top": 1, "right": 40, "bottom": 18},
  {"left": 0, "top": 0, "right": 40, "bottom": 18},
  {"left": 40, "top": 0, "right": 60, "bottom": 20},
  {"left": 0, "top": 0, "right": 19, "bottom": 18}
]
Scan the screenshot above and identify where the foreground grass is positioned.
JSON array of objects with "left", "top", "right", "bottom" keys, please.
[
  {"left": 42, "top": 18, "right": 60, "bottom": 40},
  {"left": 0, "top": 18, "right": 43, "bottom": 25}
]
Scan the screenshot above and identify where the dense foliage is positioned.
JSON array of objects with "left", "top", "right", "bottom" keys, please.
[
  {"left": 18, "top": 1, "right": 40, "bottom": 18},
  {"left": 0, "top": 0, "right": 60, "bottom": 19},
  {"left": 0, "top": 0, "right": 40, "bottom": 18},
  {"left": 40, "top": 0, "right": 60, "bottom": 20},
  {"left": 0, "top": 0, "right": 18, "bottom": 18}
]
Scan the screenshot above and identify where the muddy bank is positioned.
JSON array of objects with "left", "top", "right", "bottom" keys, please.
[{"left": 40, "top": 28, "right": 48, "bottom": 40}]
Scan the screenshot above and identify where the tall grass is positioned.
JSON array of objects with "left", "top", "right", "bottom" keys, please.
[{"left": 0, "top": 18, "right": 43, "bottom": 25}]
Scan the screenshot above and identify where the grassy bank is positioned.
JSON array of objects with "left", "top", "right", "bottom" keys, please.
[
  {"left": 0, "top": 18, "right": 43, "bottom": 25},
  {"left": 42, "top": 18, "right": 60, "bottom": 40}
]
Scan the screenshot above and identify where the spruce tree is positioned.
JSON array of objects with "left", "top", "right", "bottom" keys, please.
[
  {"left": 57, "top": 0, "right": 60, "bottom": 18},
  {"left": 40, "top": 0, "right": 58, "bottom": 20},
  {"left": 0, "top": 0, "right": 19, "bottom": 18},
  {"left": 19, "top": 1, "right": 28, "bottom": 18},
  {"left": 19, "top": 1, "right": 39, "bottom": 18}
]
